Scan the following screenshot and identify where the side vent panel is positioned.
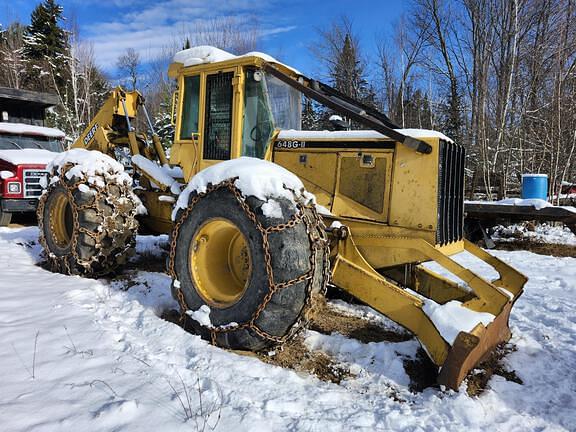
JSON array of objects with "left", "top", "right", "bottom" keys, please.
[{"left": 436, "top": 141, "right": 465, "bottom": 245}]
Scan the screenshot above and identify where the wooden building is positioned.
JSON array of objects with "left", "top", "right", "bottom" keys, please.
[{"left": 0, "top": 87, "right": 59, "bottom": 126}]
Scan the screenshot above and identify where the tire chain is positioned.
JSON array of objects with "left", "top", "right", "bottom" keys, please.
[
  {"left": 168, "top": 179, "right": 330, "bottom": 348},
  {"left": 37, "top": 162, "right": 139, "bottom": 277}
]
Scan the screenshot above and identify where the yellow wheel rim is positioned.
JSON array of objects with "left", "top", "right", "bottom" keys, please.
[
  {"left": 49, "top": 192, "right": 74, "bottom": 249},
  {"left": 189, "top": 218, "right": 252, "bottom": 308}
]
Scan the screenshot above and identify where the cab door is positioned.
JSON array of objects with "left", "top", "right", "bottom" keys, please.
[
  {"left": 199, "top": 69, "right": 240, "bottom": 171},
  {"left": 172, "top": 73, "right": 201, "bottom": 181}
]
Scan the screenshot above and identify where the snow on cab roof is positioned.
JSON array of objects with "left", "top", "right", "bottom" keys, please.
[
  {"left": 172, "top": 45, "right": 301, "bottom": 74},
  {"left": 277, "top": 129, "right": 454, "bottom": 143},
  {"left": 0, "top": 122, "right": 65, "bottom": 139}
]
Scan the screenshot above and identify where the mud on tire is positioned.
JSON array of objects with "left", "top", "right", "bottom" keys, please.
[
  {"left": 38, "top": 165, "right": 139, "bottom": 276},
  {"left": 170, "top": 180, "right": 329, "bottom": 352}
]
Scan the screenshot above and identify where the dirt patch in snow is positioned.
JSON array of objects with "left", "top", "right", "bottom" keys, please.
[
  {"left": 127, "top": 240, "right": 170, "bottom": 273},
  {"left": 403, "top": 349, "right": 439, "bottom": 392},
  {"left": 262, "top": 297, "right": 414, "bottom": 385},
  {"left": 308, "top": 297, "right": 412, "bottom": 344},
  {"left": 494, "top": 240, "right": 576, "bottom": 258},
  {"left": 160, "top": 307, "right": 350, "bottom": 384},
  {"left": 259, "top": 336, "right": 351, "bottom": 384},
  {"left": 465, "top": 343, "right": 522, "bottom": 396},
  {"left": 402, "top": 343, "right": 523, "bottom": 395}
]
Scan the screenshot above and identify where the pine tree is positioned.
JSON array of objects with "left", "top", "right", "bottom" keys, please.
[
  {"left": 23, "top": 0, "right": 69, "bottom": 90},
  {"left": 24, "top": 0, "right": 67, "bottom": 61},
  {"left": 332, "top": 34, "right": 361, "bottom": 99},
  {"left": 327, "top": 31, "right": 375, "bottom": 129},
  {"left": 439, "top": 86, "right": 463, "bottom": 144},
  {"left": 153, "top": 94, "right": 175, "bottom": 149},
  {"left": 302, "top": 97, "right": 320, "bottom": 130}
]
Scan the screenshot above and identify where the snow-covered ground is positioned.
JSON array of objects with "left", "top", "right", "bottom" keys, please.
[{"left": 0, "top": 226, "right": 574, "bottom": 431}]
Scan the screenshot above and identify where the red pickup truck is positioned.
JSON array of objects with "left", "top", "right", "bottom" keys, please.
[{"left": 0, "top": 122, "right": 65, "bottom": 226}]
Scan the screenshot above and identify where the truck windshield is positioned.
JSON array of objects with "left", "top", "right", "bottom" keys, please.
[{"left": 0, "top": 134, "right": 63, "bottom": 152}]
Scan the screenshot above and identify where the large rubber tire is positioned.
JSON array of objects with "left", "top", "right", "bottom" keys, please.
[
  {"left": 170, "top": 181, "right": 328, "bottom": 351},
  {"left": 38, "top": 168, "right": 139, "bottom": 277},
  {"left": 0, "top": 207, "right": 11, "bottom": 226}
]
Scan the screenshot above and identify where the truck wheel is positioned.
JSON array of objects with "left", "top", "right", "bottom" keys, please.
[
  {"left": 169, "top": 180, "right": 328, "bottom": 351},
  {"left": 0, "top": 207, "right": 11, "bottom": 226},
  {"left": 37, "top": 171, "right": 139, "bottom": 276}
]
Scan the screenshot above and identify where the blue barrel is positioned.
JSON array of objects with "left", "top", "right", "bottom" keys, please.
[{"left": 521, "top": 174, "right": 548, "bottom": 200}]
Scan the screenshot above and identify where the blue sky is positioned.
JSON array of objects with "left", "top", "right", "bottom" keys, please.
[{"left": 1, "top": 0, "right": 407, "bottom": 79}]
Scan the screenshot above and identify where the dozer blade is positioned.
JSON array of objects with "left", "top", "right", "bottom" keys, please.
[
  {"left": 437, "top": 299, "right": 516, "bottom": 390},
  {"left": 330, "top": 232, "right": 527, "bottom": 391}
]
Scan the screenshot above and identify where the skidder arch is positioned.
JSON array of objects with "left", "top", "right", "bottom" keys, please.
[
  {"left": 169, "top": 177, "right": 329, "bottom": 352},
  {"left": 38, "top": 149, "right": 141, "bottom": 276}
]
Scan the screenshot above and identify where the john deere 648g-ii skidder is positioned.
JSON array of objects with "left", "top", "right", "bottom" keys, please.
[{"left": 37, "top": 46, "right": 526, "bottom": 390}]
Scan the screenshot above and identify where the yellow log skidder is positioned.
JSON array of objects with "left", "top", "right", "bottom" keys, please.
[{"left": 37, "top": 46, "right": 526, "bottom": 390}]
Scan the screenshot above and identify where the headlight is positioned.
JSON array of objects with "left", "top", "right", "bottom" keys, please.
[{"left": 7, "top": 182, "right": 21, "bottom": 194}]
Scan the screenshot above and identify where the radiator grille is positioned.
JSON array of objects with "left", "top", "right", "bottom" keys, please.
[
  {"left": 436, "top": 141, "right": 465, "bottom": 245},
  {"left": 23, "top": 169, "right": 48, "bottom": 198}
]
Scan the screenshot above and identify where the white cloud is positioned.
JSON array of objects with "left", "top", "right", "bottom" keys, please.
[{"left": 81, "top": 0, "right": 295, "bottom": 71}]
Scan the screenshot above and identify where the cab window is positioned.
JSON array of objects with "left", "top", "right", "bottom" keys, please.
[
  {"left": 180, "top": 75, "right": 200, "bottom": 140},
  {"left": 242, "top": 69, "right": 274, "bottom": 158}
]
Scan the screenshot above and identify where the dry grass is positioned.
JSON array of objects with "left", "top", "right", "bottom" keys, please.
[
  {"left": 308, "top": 296, "right": 412, "bottom": 344},
  {"left": 259, "top": 336, "right": 351, "bottom": 384},
  {"left": 494, "top": 239, "right": 576, "bottom": 257}
]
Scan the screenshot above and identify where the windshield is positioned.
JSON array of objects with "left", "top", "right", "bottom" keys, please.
[
  {"left": 242, "top": 69, "right": 275, "bottom": 158},
  {"left": 242, "top": 68, "right": 302, "bottom": 159},
  {"left": 0, "top": 134, "right": 63, "bottom": 152},
  {"left": 265, "top": 72, "right": 302, "bottom": 130}
]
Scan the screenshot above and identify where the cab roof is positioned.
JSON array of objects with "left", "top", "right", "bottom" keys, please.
[{"left": 168, "top": 45, "right": 300, "bottom": 78}]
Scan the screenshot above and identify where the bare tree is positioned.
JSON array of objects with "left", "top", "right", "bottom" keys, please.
[
  {"left": 0, "top": 22, "right": 26, "bottom": 89},
  {"left": 183, "top": 16, "right": 260, "bottom": 55},
  {"left": 117, "top": 48, "right": 140, "bottom": 91},
  {"left": 376, "top": 13, "right": 430, "bottom": 127}
]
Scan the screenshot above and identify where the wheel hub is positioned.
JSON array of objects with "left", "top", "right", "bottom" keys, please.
[
  {"left": 49, "top": 192, "right": 74, "bottom": 249},
  {"left": 189, "top": 218, "right": 252, "bottom": 308}
]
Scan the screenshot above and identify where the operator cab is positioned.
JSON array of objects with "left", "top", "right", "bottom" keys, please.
[{"left": 169, "top": 48, "right": 303, "bottom": 178}]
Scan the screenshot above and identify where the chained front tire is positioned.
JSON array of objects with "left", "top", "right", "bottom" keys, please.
[
  {"left": 170, "top": 181, "right": 328, "bottom": 351},
  {"left": 38, "top": 168, "right": 139, "bottom": 276}
]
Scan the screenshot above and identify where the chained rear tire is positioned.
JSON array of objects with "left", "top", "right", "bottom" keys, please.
[
  {"left": 38, "top": 169, "right": 139, "bottom": 277},
  {"left": 170, "top": 181, "right": 328, "bottom": 351}
]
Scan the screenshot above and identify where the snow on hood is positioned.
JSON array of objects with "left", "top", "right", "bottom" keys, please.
[
  {"left": 172, "top": 45, "right": 301, "bottom": 74},
  {"left": 277, "top": 129, "right": 454, "bottom": 144},
  {"left": 0, "top": 149, "right": 59, "bottom": 166},
  {"left": 0, "top": 122, "right": 65, "bottom": 139}
]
